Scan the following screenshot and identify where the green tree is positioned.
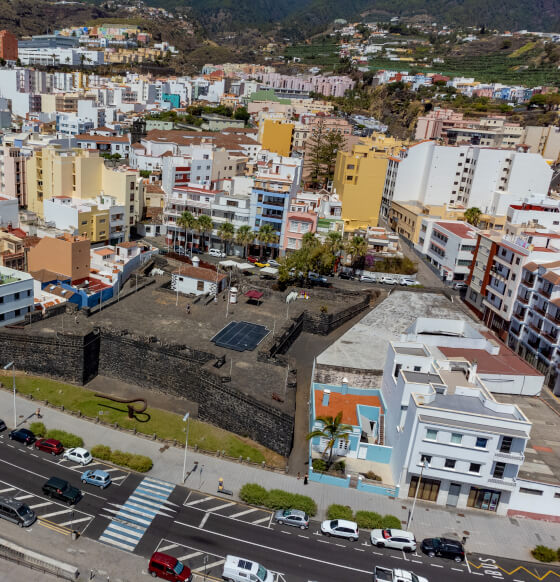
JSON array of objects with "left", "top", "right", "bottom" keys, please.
[
  {"left": 233, "top": 107, "right": 250, "bottom": 122},
  {"left": 306, "top": 412, "right": 352, "bottom": 469},
  {"left": 177, "top": 211, "right": 197, "bottom": 254},
  {"left": 325, "top": 231, "right": 344, "bottom": 256},
  {"left": 257, "top": 223, "right": 279, "bottom": 259},
  {"left": 321, "top": 130, "right": 346, "bottom": 185},
  {"left": 347, "top": 235, "right": 368, "bottom": 270},
  {"left": 196, "top": 214, "right": 213, "bottom": 252},
  {"left": 217, "top": 221, "right": 235, "bottom": 255},
  {"left": 235, "top": 224, "right": 254, "bottom": 259},
  {"left": 304, "top": 119, "right": 346, "bottom": 189},
  {"left": 464, "top": 207, "right": 482, "bottom": 227}
]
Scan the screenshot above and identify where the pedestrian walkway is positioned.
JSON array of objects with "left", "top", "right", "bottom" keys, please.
[{"left": 1, "top": 389, "right": 557, "bottom": 563}]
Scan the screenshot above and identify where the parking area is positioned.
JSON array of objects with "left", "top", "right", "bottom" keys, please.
[
  {"left": 183, "top": 491, "right": 273, "bottom": 527},
  {"left": 57, "top": 457, "right": 130, "bottom": 486}
]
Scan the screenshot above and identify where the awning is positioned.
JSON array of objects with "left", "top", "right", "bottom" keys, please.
[
  {"left": 237, "top": 262, "right": 255, "bottom": 269},
  {"left": 219, "top": 259, "right": 239, "bottom": 268},
  {"left": 260, "top": 267, "right": 278, "bottom": 275},
  {"left": 245, "top": 290, "right": 264, "bottom": 299}
]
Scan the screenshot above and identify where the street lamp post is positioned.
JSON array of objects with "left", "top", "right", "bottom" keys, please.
[
  {"left": 3, "top": 362, "right": 15, "bottom": 428},
  {"left": 407, "top": 459, "right": 429, "bottom": 530},
  {"left": 182, "top": 412, "right": 190, "bottom": 483}
]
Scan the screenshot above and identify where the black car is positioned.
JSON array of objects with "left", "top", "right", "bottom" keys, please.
[
  {"left": 421, "top": 537, "right": 465, "bottom": 562},
  {"left": 42, "top": 477, "right": 82, "bottom": 505},
  {"left": 307, "top": 271, "right": 330, "bottom": 287},
  {"left": 338, "top": 271, "right": 354, "bottom": 280},
  {"left": 191, "top": 247, "right": 203, "bottom": 255},
  {"left": 0, "top": 419, "right": 6, "bottom": 432},
  {"left": 9, "top": 428, "right": 35, "bottom": 445}
]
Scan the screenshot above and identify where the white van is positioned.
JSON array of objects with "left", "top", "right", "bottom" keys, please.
[
  {"left": 209, "top": 248, "right": 226, "bottom": 258},
  {"left": 222, "top": 555, "right": 274, "bottom": 582}
]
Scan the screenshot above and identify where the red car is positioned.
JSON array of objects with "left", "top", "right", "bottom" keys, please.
[
  {"left": 148, "top": 552, "right": 192, "bottom": 581},
  {"left": 34, "top": 438, "right": 64, "bottom": 456},
  {"left": 247, "top": 256, "right": 259, "bottom": 263}
]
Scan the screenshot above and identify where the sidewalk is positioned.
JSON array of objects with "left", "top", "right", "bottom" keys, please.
[{"left": 1, "top": 389, "right": 557, "bottom": 563}]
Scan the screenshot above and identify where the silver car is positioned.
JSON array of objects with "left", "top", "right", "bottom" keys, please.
[{"left": 274, "top": 508, "right": 309, "bottom": 529}]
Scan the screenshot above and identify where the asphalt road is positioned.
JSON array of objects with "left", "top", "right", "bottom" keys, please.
[{"left": 1, "top": 435, "right": 560, "bottom": 582}]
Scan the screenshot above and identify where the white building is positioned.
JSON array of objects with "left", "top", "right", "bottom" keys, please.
[
  {"left": 0, "top": 197, "right": 20, "bottom": 228},
  {"left": 0, "top": 266, "right": 34, "bottom": 326},
  {"left": 171, "top": 263, "right": 227, "bottom": 296}
]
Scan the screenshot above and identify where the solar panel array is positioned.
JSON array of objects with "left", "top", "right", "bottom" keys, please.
[{"left": 211, "top": 321, "right": 270, "bottom": 352}]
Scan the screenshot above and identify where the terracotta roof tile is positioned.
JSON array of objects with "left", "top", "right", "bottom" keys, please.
[
  {"left": 173, "top": 265, "right": 227, "bottom": 283},
  {"left": 313, "top": 390, "right": 382, "bottom": 426}
]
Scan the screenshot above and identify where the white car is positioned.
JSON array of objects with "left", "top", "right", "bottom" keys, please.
[
  {"left": 209, "top": 248, "right": 226, "bottom": 258},
  {"left": 370, "top": 528, "right": 416, "bottom": 551},
  {"left": 360, "top": 273, "right": 378, "bottom": 283},
  {"left": 399, "top": 278, "right": 418, "bottom": 286},
  {"left": 63, "top": 447, "right": 92, "bottom": 466},
  {"left": 320, "top": 519, "right": 359, "bottom": 541},
  {"left": 380, "top": 276, "right": 398, "bottom": 285},
  {"left": 267, "top": 259, "right": 280, "bottom": 267}
]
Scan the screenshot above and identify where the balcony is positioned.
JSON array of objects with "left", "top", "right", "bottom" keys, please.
[
  {"left": 540, "top": 347, "right": 553, "bottom": 361},
  {"left": 509, "top": 325, "right": 521, "bottom": 336},
  {"left": 521, "top": 276, "right": 535, "bottom": 288},
  {"left": 540, "top": 329, "right": 559, "bottom": 345},
  {"left": 261, "top": 213, "right": 283, "bottom": 222},
  {"left": 528, "top": 337, "right": 540, "bottom": 349},
  {"left": 534, "top": 304, "right": 547, "bottom": 317},
  {"left": 538, "top": 285, "right": 552, "bottom": 299},
  {"left": 494, "top": 451, "right": 525, "bottom": 462},
  {"left": 487, "top": 476, "right": 516, "bottom": 490},
  {"left": 546, "top": 311, "right": 560, "bottom": 326},
  {"left": 262, "top": 199, "right": 285, "bottom": 208}
]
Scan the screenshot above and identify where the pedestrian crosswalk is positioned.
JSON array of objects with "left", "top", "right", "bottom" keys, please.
[{"left": 99, "top": 477, "right": 177, "bottom": 552}]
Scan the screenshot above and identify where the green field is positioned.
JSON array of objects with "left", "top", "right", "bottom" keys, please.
[
  {"left": 283, "top": 41, "right": 340, "bottom": 66},
  {"left": 3, "top": 374, "right": 284, "bottom": 466}
]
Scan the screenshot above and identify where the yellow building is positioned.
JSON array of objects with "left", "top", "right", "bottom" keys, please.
[
  {"left": 333, "top": 134, "right": 409, "bottom": 230},
  {"left": 260, "top": 120, "right": 294, "bottom": 157},
  {"left": 74, "top": 203, "right": 111, "bottom": 242},
  {"left": 26, "top": 146, "right": 143, "bottom": 240}
]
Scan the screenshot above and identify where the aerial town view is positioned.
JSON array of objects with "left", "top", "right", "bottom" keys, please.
[{"left": 1, "top": 0, "right": 560, "bottom": 580}]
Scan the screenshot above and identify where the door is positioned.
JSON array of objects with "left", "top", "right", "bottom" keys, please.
[{"left": 447, "top": 483, "right": 461, "bottom": 507}]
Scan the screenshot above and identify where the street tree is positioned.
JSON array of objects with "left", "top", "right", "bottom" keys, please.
[
  {"left": 177, "top": 211, "right": 197, "bottom": 254},
  {"left": 196, "top": 214, "right": 213, "bottom": 252},
  {"left": 347, "top": 235, "right": 368, "bottom": 270},
  {"left": 464, "top": 207, "right": 482, "bottom": 226},
  {"left": 235, "top": 225, "right": 254, "bottom": 259},
  {"left": 217, "top": 222, "right": 235, "bottom": 255},
  {"left": 257, "top": 224, "right": 278, "bottom": 259}
]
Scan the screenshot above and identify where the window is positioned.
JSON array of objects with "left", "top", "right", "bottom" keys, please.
[
  {"left": 196, "top": 280, "right": 204, "bottom": 291},
  {"left": 515, "top": 257, "right": 520, "bottom": 265},
  {"left": 450, "top": 433, "right": 462, "bottom": 445},
  {"left": 519, "top": 487, "right": 543, "bottom": 496},
  {"left": 500, "top": 436, "right": 512, "bottom": 453},
  {"left": 420, "top": 454, "right": 431, "bottom": 466},
  {"left": 393, "top": 363, "right": 402, "bottom": 379},
  {"left": 475, "top": 437, "right": 488, "bottom": 449},
  {"left": 426, "top": 429, "right": 438, "bottom": 441},
  {"left": 493, "top": 462, "right": 506, "bottom": 479},
  {"left": 444, "top": 459, "right": 456, "bottom": 469},
  {"left": 469, "top": 463, "right": 481, "bottom": 474}
]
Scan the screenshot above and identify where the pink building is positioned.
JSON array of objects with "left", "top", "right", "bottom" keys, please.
[
  {"left": 282, "top": 200, "right": 318, "bottom": 252},
  {"left": 414, "top": 108, "right": 466, "bottom": 141},
  {"left": 0, "top": 144, "right": 28, "bottom": 207}
]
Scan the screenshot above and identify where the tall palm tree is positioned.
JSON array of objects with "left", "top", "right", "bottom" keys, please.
[
  {"left": 177, "top": 210, "right": 196, "bottom": 254},
  {"left": 306, "top": 412, "right": 353, "bottom": 469},
  {"left": 347, "top": 235, "right": 368, "bottom": 271},
  {"left": 217, "top": 222, "right": 235, "bottom": 256},
  {"left": 196, "top": 214, "right": 213, "bottom": 253},
  {"left": 235, "top": 225, "right": 254, "bottom": 259},
  {"left": 325, "top": 231, "right": 344, "bottom": 255},
  {"left": 302, "top": 231, "right": 320, "bottom": 249},
  {"left": 257, "top": 223, "right": 279, "bottom": 259},
  {"left": 464, "top": 207, "right": 482, "bottom": 227}
]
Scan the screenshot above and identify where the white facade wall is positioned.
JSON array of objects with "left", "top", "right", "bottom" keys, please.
[
  {"left": 0, "top": 198, "right": 19, "bottom": 227},
  {"left": 509, "top": 479, "right": 560, "bottom": 520},
  {"left": 0, "top": 267, "right": 34, "bottom": 326}
]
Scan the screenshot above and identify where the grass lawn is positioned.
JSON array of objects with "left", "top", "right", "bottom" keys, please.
[{"left": 1, "top": 373, "right": 285, "bottom": 467}]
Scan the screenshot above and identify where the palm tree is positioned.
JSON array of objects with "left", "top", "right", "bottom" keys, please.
[
  {"left": 306, "top": 411, "right": 353, "bottom": 469},
  {"left": 301, "top": 231, "right": 320, "bottom": 249},
  {"left": 347, "top": 235, "right": 368, "bottom": 270},
  {"left": 177, "top": 210, "right": 196, "bottom": 254},
  {"left": 464, "top": 207, "right": 482, "bottom": 227},
  {"left": 235, "top": 224, "right": 254, "bottom": 259},
  {"left": 257, "top": 223, "right": 279, "bottom": 259},
  {"left": 325, "top": 231, "right": 344, "bottom": 256},
  {"left": 217, "top": 222, "right": 235, "bottom": 256},
  {"left": 196, "top": 214, "right": 213, "bottom": 253}
]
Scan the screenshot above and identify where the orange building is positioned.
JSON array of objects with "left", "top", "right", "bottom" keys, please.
[
  {"left": 27, "top": 234, "right": 90, "bottom": 282},
  {"left": 0, "top": 30, "right": 18, "bottom": 61}
]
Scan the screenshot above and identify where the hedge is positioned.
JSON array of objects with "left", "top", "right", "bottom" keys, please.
[
  {"left": 326, "top": 505, "right": 402, "bottom": 530},
  {"left": 355, "top": 510, "right": 382, "bottom": 529},
  {"left": 327, "top": 504, "right": 354, "bottom": 521},
  {"left": 531, "top": 545, "right": 557, "bottom": 562},
  {"left": 91, "top": 444, "right": 153, "bottom": 473},
  {"left": 239, "top": 483, "right": 317, "bottom": 516},
  {"left": 29, "top": 422, "right": 46, "bottom": 437},
  {"left": 45, "top": 429, "right": 83, "bottom": 449}
]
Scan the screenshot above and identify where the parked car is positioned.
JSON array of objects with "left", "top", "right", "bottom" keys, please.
[
  {"left": 63, "top": 447, "right": 92, "bottom": 466},
  {"left": 360, "top": 273, "right": 377, "bottom": 283},
  {"left": 308, "top": 271, "right": 329, "bottom": 287},
  {"left": 452, "top": 281, "right": 467, "bottom": 290},
  {"left": 399, "top": 278, "right": 418, "bottom": 286},
  {"left": 222, "top": 555, "right": 273, "bottom": 582},
  {"left": 370, "top": 529, "right": 416, "bottom": 552},
  {"left": 274, "top": 508, "right": 309, "bottom": 529},
  {"left": 0, "top": 419, "right": 6, "bottom": 432},
  {"left": 373, "top": 566, "right": 428, "bottom": 582},
  {"left": 255, "top": 261, "right": 270, "bottom": 268},
  {"left": 0, "top": 496, "right": 36, "bottom": 528},
  {"left": 34, "top": 438, "right": 64, "bottom": 456},
  {"left": 191, "top": 247, "right": 203, "bottom": 255},
  {"left": 42, "top": 477, "right": 81, "bottom": 505},
  {"left": 209, "top": 248, "right": 226, "bottom": 258},
  {"left": 8, "top": 428, "right": 35, "bottom": 446},
  {"left": 421, "top": 537, "right": 465, "bottom": 562},
  {"left": 81, "top": 469, "right": 111, "bottom": 489},
  {"left": 246, "top": 256, "right": 259, "bottom": 263},
  {"left": 148, "top": 552, "right": 192, "bottom": 581},
  {"left": 380, "top": 276, "right": 398, "bottom": 285},
  {"left": 267, "top": 259, "right": 280, "bottom": 267},
  {"left": 320, "top": 519, "right": 359, "bottom": 541},
  {"left": 338, "top": 271, "right": 354, "bottom": 280}
]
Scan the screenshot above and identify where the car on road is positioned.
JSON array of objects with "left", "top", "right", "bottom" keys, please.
[
  {"left": 307, "top": 271, "right": 330, "bottom": 287},
  {"left": 222, "top": 555, "right": 273, "bottom": 582},
  {"left": 338, "top": 270, "right": 354, "bottom": 280},
  {"left": 42, "top": 476, "right": 82, "bottom": 505},
  {"left": 452, "top": 281, "right": 467, "bottom": 290},
  {"left": 320, "top": 519, "right": 359, "bottom": 541},
  {"left": 360, "top": 273, "right": 377, "bottom": 283},
  {"left": 34, "top": 438, "right": 64, "bottom": 456},
  {"left": 254, "top": 261, "right": 270, "bottom": 268},
  {"left": 421, "top": 537, "right": 465, "bottom": 562},
  {"left": 209, "top": 248, "right": 226, "bottom": 258},
  {"left": 191, "top": 247, "right": 203, "bottom": 255},
  {"left": 8, "top": 428, "right": 35, "bottom": 446},
  {"left": 370, "top": 528, "right": 416, "bottom": 551},
  {"left": 267, "top": 259, "right": 280, "bottom": 267},
  {"left": 81, "top": 469, "right": 111, "bottom": 489},
  {"left": 380, "top": 276, "right": 399, "bottom": 285},
  {"left": 63, "top": 447, "right": 92, "bottom": 466},
  {"left": 246, "top": 256, "right": 259, "bottom": 263},
  {"left": 0, "top": 496, "right": 36, "bottom": 528},
  {"left": 399, "top": 278, "right": 418, "bottom": 286},
  {"left": 374, "top": 565, "right": 428, "bottom": 582},
  {"left": 0, "top": 419, "right": 6, "bottom": 431},
  {"left": 148, "top": 552, "right": 193, "bottom": 581},
  {"left": 274, "top": 508, "right": 309, "bottom": 529}
]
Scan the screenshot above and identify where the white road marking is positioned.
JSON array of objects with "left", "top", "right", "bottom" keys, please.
[
  {"left": 354, "top": 548, "right": 365, "bottom": 552},
  {"left": 252, "top": 516, "right": 271, "bottom": 524},
  {"left": 29, "top": 502, "right": 51, "bottom": 509},
  {"left": 199, "top": 513, "right": 210, "bottom": 529},
  {"left": 208, "top": 502, "right": 235, "bottom": 512},
  {"left": 98, "top": 536, "right": 135, "bottom": 551},
  {"left": 229, "top": 508, "right": 258, "bottom": 519},
  {"left": 178, "top": 551, "right": 203, "bottom": 561},
  {"left": 430, "top": 564, "right": 444, "bottom": 568},
  {"left": 0, "top": 487, "right": 16, "bottom": 493},
  {"left": 15, "top": 494, "right": 34, "bottom": 500},
  {"left": 184, "top": 496, "right": 212, "bottom": 506},
  {"left": 58, "top": 516, "right": 92, "bottom": 527},
  {"left": 111, "top": 475, "right": 127, "bottom": 481},
  {"left": 158, "top": 543, "right": 179, "bottom": 553},
  {"left": 192, "top": 559, "right": 225, "bottom": 572},
  {"left": 40, "top": 509, "right": 73, "bottom": 519}
]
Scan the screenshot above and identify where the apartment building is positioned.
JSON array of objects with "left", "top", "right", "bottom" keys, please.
[
  {"left": 333, "top": 134, "right": 408, "bottom": 231},
  {"left": 380, "top": 141, "right": 553, "bottom": 222},
  {"left": 0, "top": 231, "right": 25, "bottom": 270},
  {"left": 283, "top": 200, "right": 318, "bottom": 253},
  {"left": 27, "top": 234, "right": 91, "bottom": 282},
  {"left": 259, "top": 120, "right": 294, "bottom": 157},
  {"left": 75, "top": 133, "right": 131, "bottom": 157},
  {"left": 0, "top": 266, "right": 33, "bottom": 327},
  {"left": 0, "top": 30, "right": 18, "bottom": 61},
  {"left": 0, "top": 197, "right": 19, "bottom": 228},
  {"left": 417, "top": 220, "right": 478, "bottom": 282}
]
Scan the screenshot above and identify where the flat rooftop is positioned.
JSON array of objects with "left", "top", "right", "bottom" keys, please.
[
  {"left": 394, "top": 346, "right": 428, "bottom": 357},
  {"left": 430, "top": 392, "right": 518, "bottom": 420},
  {"left": 317, "top": 291, "right": 476, "bottom": 371}
]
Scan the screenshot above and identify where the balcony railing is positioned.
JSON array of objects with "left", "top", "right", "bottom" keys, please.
[
  {"left": 539, "top": 286, "right": 552, "bottom": 298},
  {"left": 517, "top": 294, "right": 530, "bottom": 304},
  {"left": 509, "top": 326, "right": 521, "bottom": 336},
  {"left": 521, "top": 276, "right": 535, "bottom": 287},
  {"left": 534, "top": 304, "right": 547, "bottom": 316},
  {"left": 495, "top": 451, "right": 524, "bottom": 462},
  {"left": 540, "top": 330, "right": 558, "bottom": 345},
  {"left": 546, "top": 311, "right": 560, "bottom": 326},
  {"left": 487, "top": 476, "right": 516, "bottom": 489}
]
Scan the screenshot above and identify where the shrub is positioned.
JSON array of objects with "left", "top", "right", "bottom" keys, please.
[
  {"left": 45, "top": 429, "right": 83, "bottom": 448},
  {"left": 531, "top": 545, "right": 557, "bottom": 562},
  {"left": 332, "top": 460, "right": 346, "bottom": 473},
  {"left": 380, "top": 514, "right": 402, "bottom": 529},
  {"left": 111, "top": 449, "right": 132, "bottom": 467},
  {"left": 266, "top": 489, "right": 294, "bottom": 511},
  {"left": 239, "top": 483, "right": 268, "bottom": 506},
  {"left": 312, "top": 458, "right": 327, "bottom": 472},
  {"left": 355, "top": 510, "right": 382, "bottom": 529},
  {"left": 127, "top": 454, "right": 153, "bottom": 473},
  {"left": 91, "top": 445, "right": 112, "bottom": 461},
  {"left": 29, "top": 422, "right": 46, "bottom": 437},
  {"left": 364, "top": 471, "right": 381, "bottom": 481},
  {"left": 326, "top": 504, "right": 354, "bottom": 521},
  {"left": 289, "top": 493, "right": 317, "bottom": 517}
]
